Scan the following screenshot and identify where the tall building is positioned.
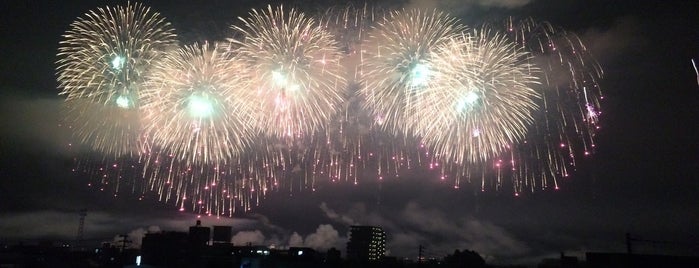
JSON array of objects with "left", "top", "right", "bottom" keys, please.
[{"left": 346, "top": 225, "right": 386, "bottom": 262}]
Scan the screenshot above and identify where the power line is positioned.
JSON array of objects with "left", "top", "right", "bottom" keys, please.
[{"left": 626, "top": 233, "right": 699, "bottom": 254}]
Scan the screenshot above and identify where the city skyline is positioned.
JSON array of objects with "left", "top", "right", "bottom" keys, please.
[{"left": 1, "top": 0, "right": 698, "bottom": 265}]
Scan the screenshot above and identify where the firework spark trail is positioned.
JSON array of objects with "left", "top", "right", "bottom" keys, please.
[
  {"left": 319, "top": 3, "right": 377, "bottom": 56},
  {"left": 359, "top": 9, "right": 466, "bottom": 137},
  {"left": 230, "top": 5, "right": 347, "bottom": 139},
  {"left": 319, "top": 3, "right": 382, "bottom": 85},
  {"left": 62, "top": 99, "right": 143, "bottom": 157},
  {"left": 692, "top": 59, "right": 699, "bottom": 86},
  {"left": 140, "top": 41, "right": 258, "bottom": 165},
  {"left": 71, "top": 151, "right": 256, "bottom": 217},
  {"left": 412, "top": 29, "right": 540, "bottom": 165},
  {"left": 56, "top": 2, "right": 177, "bottom": 156},
  {"left": 498, "top": 17, "right": 604, "bottom": 192},
  {"left": 139, "top": 153, "right": 254, "bottom": 216}
]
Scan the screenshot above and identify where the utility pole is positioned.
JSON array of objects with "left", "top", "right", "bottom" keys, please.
[
  {"left": 626, "top": 233, "right": 633, "bottom": 254},
  {"left": 418, "top": 245, "right": 424, "bottom": 266},
  {"left": 118, "top": 234, "right": 132, "bottom": 267},
  {"left": 119, "top": 234, "right": 132, "bottom": 252}
]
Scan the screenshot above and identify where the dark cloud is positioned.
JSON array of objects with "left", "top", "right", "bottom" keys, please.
[
  {"left": 319, "top": 202, "right": 359, "bottom": 226},
  {"left": 317, "top": 201, "right": 528, "bottom": 260},
  {"left": 0, "top": 209, "right": 256, "bottom": 244},
  {"left": 581, "top": 16, "right": 646, "bottom": 67},
  {"left": 0, "top": 210, "right": 89, "bottom": 240},
  {"left": 407, "top": 0, "right": 534, "bottom": 11},
  {"left": 401, "top": 202, "right": 529, "bottom": 258},
  {"left": 0, "top": 91, "right": 68, "bottom": 155}
]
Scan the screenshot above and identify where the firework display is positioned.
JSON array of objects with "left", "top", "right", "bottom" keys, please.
[
  {"left": 140, "top": 42, "right": 258, "bottom": 165},
  {"left": 56, "top": 2, "right": 177, "bottom": 106},
  {"left": 56, "top": 2, "right": 177, "bottom": 156},
  {"left": 230, "top": 5, "right": 347, "bottom": 138},
  {"left": 359, "top": 9, "right": 466, "bottom": 136},
  {"left": 58, "top": 3, "right": 604, "bottom": 214},
  {"left": 411, "top": 29, "right": 540, "bottom": 165}
]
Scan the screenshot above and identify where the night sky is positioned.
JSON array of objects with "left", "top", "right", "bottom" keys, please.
[{"left": 1, "top": 0, "right": 698, "bottom": 265}]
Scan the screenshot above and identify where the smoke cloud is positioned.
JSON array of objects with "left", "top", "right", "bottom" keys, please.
[
  {"left": 303, "top": 224, "right": 342, "bottom": 250},
  {"left": 232, "top": 230, "right": 266, "bottom": 245}
]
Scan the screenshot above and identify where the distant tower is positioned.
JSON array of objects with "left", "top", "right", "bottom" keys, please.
[{"left": 76, "top": 209, "right": 87, "bottom": 250}]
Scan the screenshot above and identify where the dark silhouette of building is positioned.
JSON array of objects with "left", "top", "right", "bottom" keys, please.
[
  {"left": 536, "top": 252, "right": 579, "bottom": 268},
  {"left": 212, "top": 225, "right": 232, "bottom": 244},
  {"left": 0, "top": 243, "right": 91, "bottom": 268},
  {"left": 188, "top": 220, "right": 210, "bottom": 246},
  {"left": 231, "top": 245, "right": 272, "bottom": 268},
  {"left": 188, "top": 220, "right": 211, "bottom": 266},
  {"left": 346, "top": 225, "right": 386, "bottom": 262},
  {"left": 325, "top": 247, "right": 342, "bottom": 265},
  {"left": 141, "top": 231, "right": 189, "bottom": 267},
  {"left": 280, "top": 247, "right": 319, "bottom": 267},
  {"left": 443, "top": 249, "right": 485, "bottom": 268},
  {"left": 205, "top": 242, "right": 236, "bottom": 267},
  {"left": 586, "top": 252, "right": 699, "bottom": 268}
]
